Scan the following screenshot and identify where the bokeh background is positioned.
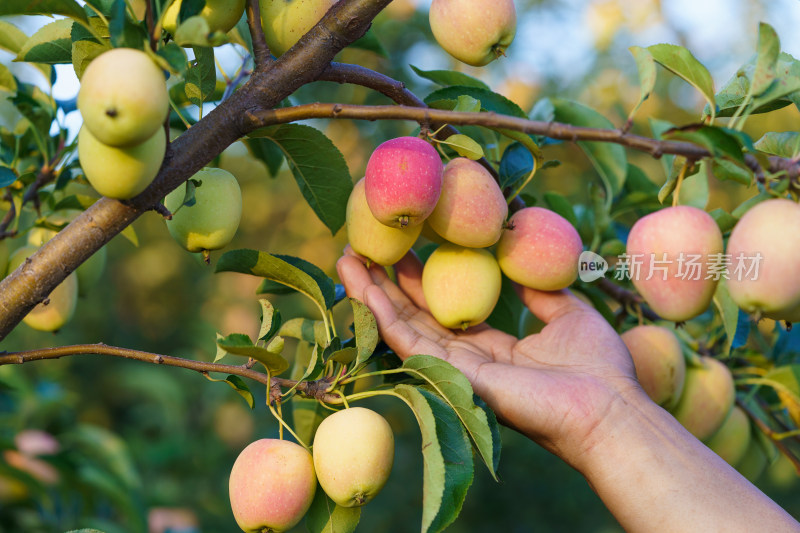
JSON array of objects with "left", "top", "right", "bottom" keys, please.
[{"left": 2, "top": 0, "right": 800, "bottom": 531}]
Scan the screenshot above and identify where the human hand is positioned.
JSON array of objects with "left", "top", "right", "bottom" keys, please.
[{"left": 336, "top": 247, "right": 646, "bottom": 469}]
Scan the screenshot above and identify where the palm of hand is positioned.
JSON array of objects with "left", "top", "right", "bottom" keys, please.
[{"left": 337, "top": 250, "right": 642, "bottom": 466}]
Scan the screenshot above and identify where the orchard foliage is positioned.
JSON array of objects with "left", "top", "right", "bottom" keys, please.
[{"left": 0, "top": 0, "right": 800, "bottom": 532}]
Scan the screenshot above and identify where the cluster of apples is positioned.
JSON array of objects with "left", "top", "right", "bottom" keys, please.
[
  {"left": 621, "top": 325, "right": 770, "bottom": 479},
  {"left": 229, "top": 407, "right": 394, "bottom": 532},
  {"left": 347, "top": 136, "right": 583, "bottom": 330},
  {"left": 626, "top": 198, "right": 800, "bottom": 325}
]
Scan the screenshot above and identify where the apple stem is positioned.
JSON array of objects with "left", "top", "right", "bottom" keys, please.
[{"left": 398, "top": 215, "right": 409, "bottom": 227}]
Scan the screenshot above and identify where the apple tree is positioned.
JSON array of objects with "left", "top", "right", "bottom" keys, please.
[{"left": 1, "top": 0, "right": 800, "bottom": 531}]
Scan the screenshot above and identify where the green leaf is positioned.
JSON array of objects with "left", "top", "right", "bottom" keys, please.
[
  {"left": 216, "top": 333, "right": 290, "bottom": 375},
  {"left": 765, "top": 366, "right": 800, "bottom": 397},
  {"left": 156, "top": 42, "right": 188, "bottom": 75},
  {"left": 306, "top": 486, "right": 361, "bottom": 533},
  {"left": 214, "top": 332, "right": 227, "bottom": 363},
  {"left": 0, "top": 167, "right": 17, "bottom": 188},
  {"left": 627, "top": 46, "right": 656, "bottom": 122},
  {"left": 120, "top": 224, "right": 138, "bottom": 246},
  {"left": 453, "top": 95, "right": 481, "bottom": 113},
  {"left": 0, "top": 0, "right": 88, "bottom": 21},
  {"left": 255, "top": 254, "right": 335, "bottom": 309},
  {"left": 246, "top": 137, "right": 284, "bottom": 177},
  {"left": 441, "top": 133, "right": 483, "bottom": 160},
  {"left": 710, "top": 159, "right": 752, "bottom": 186},
  {"left": 257, "top": 299, "right": 280, "bottom": 341},
  {"left": 402, "top": 355, "right": 498, "bottom": 479},
  {"left": 752, "top": 22, "right": 780, "bottom": 96},
  {"left": 16, "top": 19, "right": 74, "bottom": 64},
  {"left": 109, "top": 0, "right": 147, "bottom": 48},
  {"left": 204, "top": 373, "right": 255, "bottom": 408},
  {"left": 0, "top": 21, "right": 28, "bottom": 54},
  {"left": 754, "top": 131, "right": 800, "bottom": 159},
  {"left": 410, "top": 66, "right": 489, "bottom": 90},
  {"left": 648, "top": 43, "right": 716, "bottom": 119},
  {"left": 217, "top": 249, "right": 330, "bottom": 319},
  {"left": 250, "top": 124, "right": 352, "bottom": 234},
  {"left": 174, "top": 15, "right": 227, "bottom": 47},
  {"left": 543, "top": 192, "right": 578, "bottom": 227},
  {"left": 425, "top": 86, "right": 526, "bottom": 118},
  {"left": 291, "top": 395, "right": 327, "bottom": 447},
  {"left": 329, "top": 347, "right": 357, "bottom": 364},
  {"left": 350, "top": 298, "right": 378, "bottom": 367},
  {"left": 394, "top": 385, "right": 473, "bottom": 533},
  {"left": 678, "top": 160, "right": 709, "bottom": 209},
  {"left": 348, "top": 28, "right": 387, "bottom": 58},
  {"left": 664, "top": 125, "right": 744, "bottom": 163},
  {"left": 709, "top": 208, "right": 738, "bottom": 233},
  {"left": 279, "top": 317, "right": 329, "bottom": 346},
  {"left": 713, "top": 280, "right": 739, "bottom": 355},
  {"left": 551, "top": 98, "right": 627, "bottom": 198},
  {"left": 472, "top": 395, "right": 501, "bottom": 474},
  {"left": 71, "top": 39, "right": 109, "bottom": 79},
  {"left": 498, "top": 142, "right": 533, "bottom": 189},
  {"left": 185, "top": 46, "right": 215, "bottom": 107},
  {"left": 486, "top": 275, "right": 524, "bottom": 336},
  {"left": 65, "top": 425, "right": 141, "bottom": 490}
]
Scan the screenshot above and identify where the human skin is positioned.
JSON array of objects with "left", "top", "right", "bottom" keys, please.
[
  {"left": 78, "top": 126, "right": 166, "bottom": 199},
  {"left": 346, "top": 178, "right": 422, "bottom": 266},
  {"left": 229, "top": 439, "right": 316, "bottom": 532},
  {"left": 260, "top": 0, "right": 338, "bottom": 56},
  {"left": 429, "top": 0, "right": 516, "bottom": 67},
  {"left": 620, "top": 325, "right": 685, "bottom": 409},
  {"left": 626, "top": 206, "right": 723, "bottom": 322},
  {"left": 163, "top": 0, "right": 246, "bottom": 35},
  {"left": 669, "top": 356, "right": 735, "bottom": 441},
  {"left": 427, "top": 157, "right": 508, "bottom": 248},
  {"left": 313, "top": 407, "right": 394, "bottom": 507},
  {"left": 77, "top": 48, "right": 168, "bottom": 147},
  {"left": 496, "top": 207, "right": 583, "bottom": 291},
  {"left": 337, "top": 248, "right": 799, "bottom": 533},
  {"left": 727, "top": 199, "right": 800, "bottom": 321},
  {"left": 364, "top": 137, "right": 443, "bottom": 228}
]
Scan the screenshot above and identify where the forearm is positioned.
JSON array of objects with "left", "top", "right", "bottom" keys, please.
[{"left": 576, "top": 391, "right": 799, "bottom": 533}]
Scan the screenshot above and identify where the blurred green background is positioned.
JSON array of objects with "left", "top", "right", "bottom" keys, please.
[{"left": 2, "top": 0, "right": 800, "bottom": 531}]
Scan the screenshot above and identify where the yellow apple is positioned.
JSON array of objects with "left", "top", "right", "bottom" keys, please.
[
  {"left": 77, "top": 48, "right": 168, "bottom": 147},
  {"left": 429, "top": 0, "right": 516, "bottom": 67},
  {"left": 704, "top": 406, "right": 751, "bottom": 467},
  {"left": 260, "top": 0, "right": 338, "bottom": 57},
  {"left": 621, "top": 325, "right": 685, "bottom": 409},
  {"left": 164, "top": 168, "right": 242, "bottom": 253},
  {"left": 313, "top": 407, "right": 394, "bottom": 507},
  {"left": 669, "top": 356, "right": 734, "bottom": 441},
  {"left": 79, "top": 126, "right": 166, "bottom": 199},
  {"left": 163, "top": 0, "right": 246, "bottom": 35},
  {"left": 422, "top": 243, "right": 502, "bottom": 329}
]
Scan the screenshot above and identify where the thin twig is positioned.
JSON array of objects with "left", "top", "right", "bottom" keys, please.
[
  {"left": 737, "top": 398, "right": 800, "bottom": 474},
  {"left": 596, "top": 278, "right": 661, "bottom": 322},
  {"left": 245, "top": 0, "right": 271, "bottom": 68}
]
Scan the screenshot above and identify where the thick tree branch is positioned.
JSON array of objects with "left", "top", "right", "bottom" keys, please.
[
  {"left": 0, "top": 0, "right": 392, "bottom": 340},
  {"left": 0, "top": 344, "right": 342, "bottom": 403},
  {"left": 245, "top": 0, "right": 271, "bottom": 68}
]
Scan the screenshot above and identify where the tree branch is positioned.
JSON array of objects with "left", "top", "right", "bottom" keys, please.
[
  {"left": 0, "top": 0, "right": 393, "bottom": 340},
  {"left": 0, "top": 344, "right": 343, "bottom": 403},
  {"left": 596, "top": 278, "right": 661, "bottom": 322},
  {"left": 245, "top": 0, "right": 271, "bottom": 68}
]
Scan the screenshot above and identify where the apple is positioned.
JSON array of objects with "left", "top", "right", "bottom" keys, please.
[
  {"left": 422, "top": 243, "right": 502, "bottom": 329},
  {"left": 346, "top": 178, "right": 422, "bottom": 266},
  {"left": 669, "top": 356, "right": 734, "bottom": 441},
  {"left": 496, "top": 207, "right": 583, "bottom": 291},
  {"left": 79, "top": 126, "right": 166, "bottom": 200},
  {"left": 165, "top": 168, "right": 243, "bottom": 254},
  {"left": 621, "top": 325, "right": 685, "bottom": 409},
  {"left": 260, "top": 0, "right": 337, "bottom": 56},
  {"left": 163, "top": 0, "right": 246, "bottom": 35},
  {"left": 7, "top": 245, "right": 78, "bottom": 332},
  {"left": 736, "top": 438, "right": 770, "bottom": 482},
  {"left": 726, "top": 199, "right": 800, "bottom": 321},
  {"left": 229, "top": 439, "right": 316, "bottom": 532},
  {"left": 77, "top": 48, "right": 168, "bottom": 147},
  {"left": 704, "top": 405, "right": 751, "bottom": 467},
  {"left": 364, "top": 137, "right": 443, "bottom": 228},
  {"left": 427, "top": 157, "right": 508, "bottom": 248},
  {"left": 626, "top": 206, "right": 723, "bottom": 322},
  {"left": 313, "top": 407, "right": 394, "bottom": 507},
  {"left": 429, "top": 0, "right": 516, "bottom": 67}
]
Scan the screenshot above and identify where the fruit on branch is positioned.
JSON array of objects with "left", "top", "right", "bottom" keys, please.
[
  {"left": 429, "top": 0, "right": 517, "bottom": 67},
  {"left": 346, "top": 178, "right": 422, "bottom": 266},
  {"left": 77, "top": 48, "right": 168, "bottom": 147},
  {"left": 7, "top": 246, "right": 78, "bottom": 332},
  {"left": 422, "top": 243, "right": 502, "bottom": 329},
  {"left": 496, "top": 207, "right": 583, "bottom": 291},
  {"left": 620, "top": 325, "right": 685, "bottom": 409},
  {"left": 626, "top": 206, "right": 723, "bottom": 322},
  {"left": 313, "top": 407, "right": 394, "bottom": 507},
  {"left": 427, "top": 157, "right": 508, "bottom": 248},
  {"left": 165, "top": 168, "right": 243, "bottom": 254},
  {"left": 704, "top": 406, "right": 751, "bottom": 467},
  {"left": 260, "top": 0, "right": 338, "bottom": 56},
  {"left": 78, "top": 126, "right": 166, "bottom": 199},
  {"left": 364, "top": 137, "right": 444, "bottom": 229},
  {"left": 669, "top": 356, "right": 734, "bottom": 441},
  {"left": 229, "top": 438, "right": 316, "bottom": 533},
  {"left": 163, "top": 0, "right": 246, "bottom": 35},
  {"left": 726, "top": 198, "right": 800, "bottom": 321},
  {"left": 736, "top": 437, "right": 771, "bottom": 482}
]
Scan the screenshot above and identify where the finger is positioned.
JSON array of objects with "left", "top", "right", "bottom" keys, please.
[
  {"left": 514, "top": 284, "right": 592, "bottom": 324},
  {"left": 393, "top": 250, "right": 429, "bottom": 312}
]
